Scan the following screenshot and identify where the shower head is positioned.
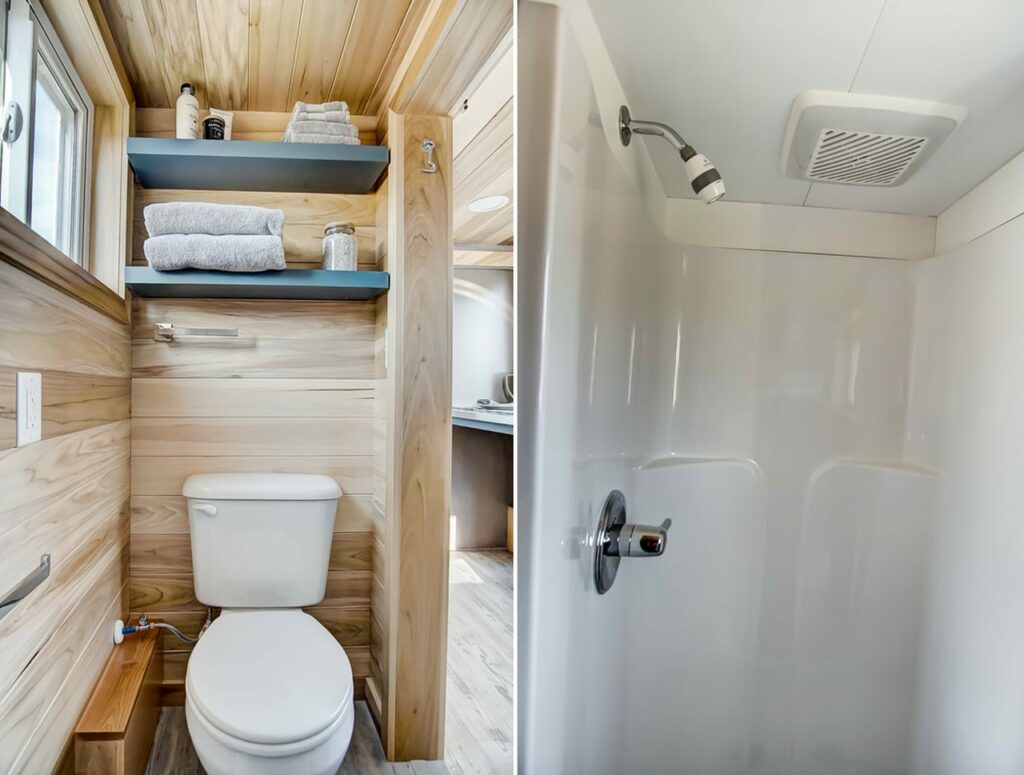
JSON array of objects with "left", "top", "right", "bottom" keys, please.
[{"left": 618, "top": 105, "right": 725, "bottom": 204}]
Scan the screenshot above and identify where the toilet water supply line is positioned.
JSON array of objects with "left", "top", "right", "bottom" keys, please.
[{"left": 113, "top": 608, "right": 213, "bottom": 645}]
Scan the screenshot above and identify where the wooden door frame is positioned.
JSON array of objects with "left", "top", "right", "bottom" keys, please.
[{"left": 373, "top": 109, "right": 453, "bottom": 761}]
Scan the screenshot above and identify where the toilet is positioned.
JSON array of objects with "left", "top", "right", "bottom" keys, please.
[{"left": 181, "top": 473, "right": 354, "bottom": 775}]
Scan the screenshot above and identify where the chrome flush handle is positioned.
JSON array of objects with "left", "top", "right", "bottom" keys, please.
[{"left": 593, "top": 490, "right": 672, "bottom": 594}]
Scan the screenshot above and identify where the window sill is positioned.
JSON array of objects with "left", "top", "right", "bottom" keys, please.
[{"left": 0, "top": 207, "right": 128, "bottom": 324}]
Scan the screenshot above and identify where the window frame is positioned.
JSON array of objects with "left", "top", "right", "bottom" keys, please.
[{"left": 0, "top": 0, "right": 93, "bottom": 266}]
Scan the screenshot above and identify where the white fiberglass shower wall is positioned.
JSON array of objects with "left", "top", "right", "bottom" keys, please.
[{"left": 519, "top": 3, "right": 1024, "bottom": 774}]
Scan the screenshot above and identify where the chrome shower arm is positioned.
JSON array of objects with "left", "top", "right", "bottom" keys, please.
[
  {"left": 627, "top": 119, "right": 689, "bottom": 153},
  {"left": 618, "top": 105, "right": 693, "bottom": 158}
]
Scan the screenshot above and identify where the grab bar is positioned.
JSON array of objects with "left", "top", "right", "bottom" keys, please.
[
  {"left": 0, "top": 554, "right": 50, "bottom": 622},
  {"left": 154, "top": 323, "right": 239, "bottom": 342}
]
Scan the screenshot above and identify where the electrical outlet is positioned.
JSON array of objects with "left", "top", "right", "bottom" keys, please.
[{"left": 16, "top": 372, "right": 41, "bottom": 446}]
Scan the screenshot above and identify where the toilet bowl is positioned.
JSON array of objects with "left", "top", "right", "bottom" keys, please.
[
  {"left": 185, "top": 609, "right": 354, "bottom": 775},
  {"left": 181, "top": 473, "right": 351, "bottom": 774}
]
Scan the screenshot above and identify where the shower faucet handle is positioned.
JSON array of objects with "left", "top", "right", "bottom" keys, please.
[
  {"left": 606, "top": 518, "right": 672, "bottom": 557},
  {"left": 594, "top": 491, "right": 673, "bottom": 593}
]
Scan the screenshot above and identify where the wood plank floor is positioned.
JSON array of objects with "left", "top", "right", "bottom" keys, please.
[
  {"left": 145, "top": 702, "right": 445, "bottom": 774},
  {"left": 144, "top": 550, "right": 512, "bottom": 774},
  {"left": 445, "top": 551, "right": 513, "bottom": 775}
]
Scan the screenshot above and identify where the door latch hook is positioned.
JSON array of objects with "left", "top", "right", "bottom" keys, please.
[{"left": 421, "top": 138, "right": 437, "bottom": 173}]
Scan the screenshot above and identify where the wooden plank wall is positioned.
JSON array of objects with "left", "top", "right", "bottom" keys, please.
[
  {"left": 132, "top": 107, "right": 380, "bottom": 145},
  {"left": 128, "top": 174, "right": 381, "bottom": 702},
  {"left": 132, "top": 188, "right": 379, "bottom": 273},
  {"left": 0, "top": 260, "right": 131, "bottom": 772}
]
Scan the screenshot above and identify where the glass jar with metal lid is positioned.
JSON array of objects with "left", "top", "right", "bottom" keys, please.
[{"left": 322, "top": 222, "right": 357, "bottom": 271}]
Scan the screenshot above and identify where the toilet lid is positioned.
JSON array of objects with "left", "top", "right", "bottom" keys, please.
[{"left": 186, "top": 609, "right": 353, "bottom": 745}]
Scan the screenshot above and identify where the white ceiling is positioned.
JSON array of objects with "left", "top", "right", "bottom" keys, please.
[{"left": 588, "top": 0, "right": 1024, "bottom": 216}]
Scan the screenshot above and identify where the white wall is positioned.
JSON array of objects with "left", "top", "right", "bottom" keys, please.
[
  {"left": 451, "top": 269, "right": 513, "bottom": 550},
  {"left": 453, "top": 268, "right": 513, "bottom": 407},
  {"left": 934, "top": 147, "right": 1024, "bottom": 253},
  {"left": 519, "top": 7, "right": 938, "bottom": 772},
  {"left": 906, "top": 210, "right": 1024, "bottom": 775}
]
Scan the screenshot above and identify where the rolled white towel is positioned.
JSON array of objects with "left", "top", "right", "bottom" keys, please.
[
  {"left": 144, "top": 202, "right": 284, "bottom": 237},
  {"left": 286, "top": 120, "right": 359, "bottom": 138},
  {"left": 292, "top": 100, "right": 349, "bottom": 116},
  {"left": 283, "top": 131, "right": 361, "bottom": 145},
  {"left": 144, "top": 234, "right": 286, "bottom": 272},
  {"left": 292, "top": 111, "right": 350, "bottom": 123}
]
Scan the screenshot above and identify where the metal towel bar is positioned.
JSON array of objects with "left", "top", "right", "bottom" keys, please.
[
  {"left": 0, "top": 555, "right": 50, "bottom": 622},
  {"left": 154, "top": 322, "right": 239, "bottom": 342}
]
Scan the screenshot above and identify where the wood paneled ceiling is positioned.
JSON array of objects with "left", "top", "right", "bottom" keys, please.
[
  {"left": 98, "top": 0, "right": 512, "bottom": 118},
  {"left": 452, "top": 47, "right": 512, "bottom": 267}
]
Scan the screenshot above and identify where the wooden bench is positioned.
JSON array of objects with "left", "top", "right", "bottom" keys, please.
[{"left": 74, "top": 624, "right": 163, "bottom": 775}]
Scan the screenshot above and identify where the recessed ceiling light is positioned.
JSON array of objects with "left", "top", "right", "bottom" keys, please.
[{"left": 468, "top": 194, "right": 509, "bottom": 213}]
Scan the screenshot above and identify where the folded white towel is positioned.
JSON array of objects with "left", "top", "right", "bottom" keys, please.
[
  {"left": 292, "top": 101, "right": 349, "bottom": 115},
  {"left": 283, "top": 131, "right": 361, "bottom": 145},
  {"left": 144, "top": 202, "right": 285, "bottom": 238},
  {"left": 292, "top": 110, "right": 350, "bottom": 123},
  {"left": 286, "top": 120, "right": 359, "bottom": 138},
  {"left": 144, "top": 234, "right": 286, "bottom": 272}
]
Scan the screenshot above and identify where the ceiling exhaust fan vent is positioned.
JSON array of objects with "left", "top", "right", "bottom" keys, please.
[
  {"left": 781, "top": 91, "right": 967, "bottom": 187},
  {"left": 807, "top": 129, "right": 928, "bottom": 186}
]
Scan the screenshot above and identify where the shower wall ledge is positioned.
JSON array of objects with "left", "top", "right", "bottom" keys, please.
[
  {"left": 808, "top": 458, "right": 942, "bottom": 481},
  {"left": 635, "top": 454, "right": 763, "bottom": 476},
  {"left": 660, "top": 197, "right": 935, "bottom": 259}
]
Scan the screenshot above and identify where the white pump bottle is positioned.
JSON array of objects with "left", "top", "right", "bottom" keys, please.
[{"left": 175, "top": 82, "right": 199, "bottom": 139}]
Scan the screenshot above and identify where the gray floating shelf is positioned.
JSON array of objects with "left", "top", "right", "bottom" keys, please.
[
  {"left": 127, "top": 137, "right": 389, "bottom": 194},
  {"left": 125, "top": 266, "right": 389, "bottom": 301}
]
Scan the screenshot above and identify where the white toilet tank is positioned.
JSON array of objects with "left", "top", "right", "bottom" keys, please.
[{"left": 183, "top": 473, "right": 341, "bottom": 608}]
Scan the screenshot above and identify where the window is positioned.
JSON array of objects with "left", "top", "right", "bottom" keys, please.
[{"left": 0, "top": 0, "right": 92, "bottom": 264}]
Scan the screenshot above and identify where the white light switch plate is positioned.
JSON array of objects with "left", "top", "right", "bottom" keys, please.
[{"left": 16, "top": 372, "right": 41, "bottom": 446}]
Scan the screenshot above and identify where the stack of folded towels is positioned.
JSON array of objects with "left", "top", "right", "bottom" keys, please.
[
  {"left": 283, "top": 101, "right": 360, "bottom": 145},
  {"left": 143, "top": 202, "right": 287, "bottom": 272}
]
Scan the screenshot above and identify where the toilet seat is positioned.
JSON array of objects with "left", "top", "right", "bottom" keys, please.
[
  {"left": 186, "top": 609, "right": 353, "bottom": 752},
  {"left": 185, "top": 696, "right": 354, "bottom": 775},
  {"left": 186, "top": 692, "right": 353, "bottom": 758}
]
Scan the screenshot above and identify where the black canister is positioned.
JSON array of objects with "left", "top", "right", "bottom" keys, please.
[{"left": 202, "top": 116, "right": 225, "bottom": 140}]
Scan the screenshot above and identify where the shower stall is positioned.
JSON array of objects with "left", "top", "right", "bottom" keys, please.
[{"left": 518, "top": 2, "right": 1024, "bottom": 774}]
